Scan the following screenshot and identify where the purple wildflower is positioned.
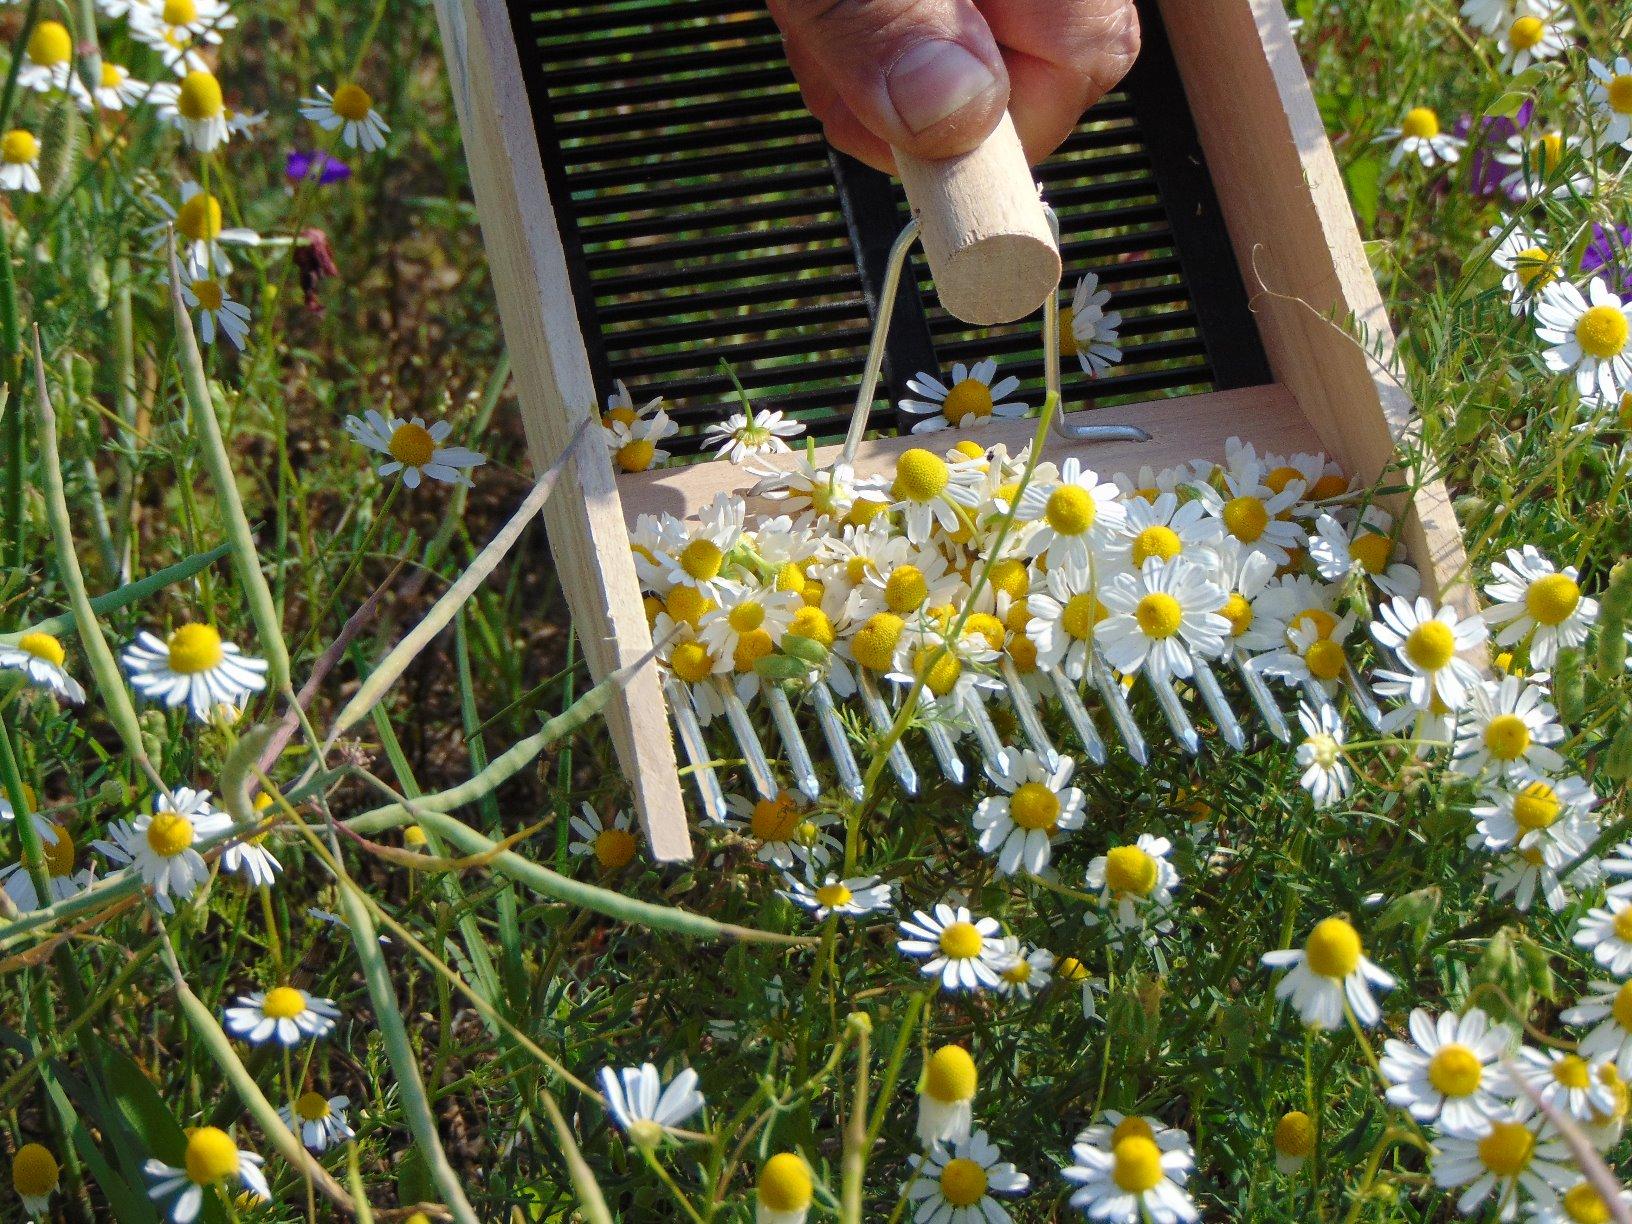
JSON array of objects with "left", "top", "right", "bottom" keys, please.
[
  {"left": 1582, "top": 223, "right": 1632, "bottom": 295},
  {"left": 1455, "top": 100, "right": 1534, "bottom": 199},
  {"left": 285, "top": 150, "right": 351, "bottom": 186}
]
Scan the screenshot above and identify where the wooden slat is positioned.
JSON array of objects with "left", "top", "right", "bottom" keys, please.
[{"left": 433, "top": 0, "right": 692, "bottom": 861}]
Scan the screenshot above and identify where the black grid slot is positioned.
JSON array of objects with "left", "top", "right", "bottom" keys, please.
[{"left": 510, "top": 0, "right": 1270, "bottom": 456}]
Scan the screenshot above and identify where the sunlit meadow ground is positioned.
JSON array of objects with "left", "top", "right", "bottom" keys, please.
[{"left": 1, "top": 0, "right": 1630, "bottom": 1220}]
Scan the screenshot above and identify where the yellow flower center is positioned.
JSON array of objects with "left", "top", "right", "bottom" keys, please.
[
  {"left": 1512, "top": 247, "right": 1556, "bottom": 291},
  {"left": 190, "top": 279, "right": 226, "bottom": 312},
  {"left": 1001, "top": 957, "right": 1032, "bottom": 984},
  {"left": 295, "top": 1091, "right": 332, "bottom": 1122},
  {"left": 388, "top": 422, "right": 436, "bottom": 468},
  {"left": 184, "top": 1127, "right": 241, "bottom": 1185},
  {"left": 1526, "top": 573, "right": 1581, "bottom": 625},
  {"left": 145, "top": 812, "right": 195, "bottom": 858},
  {"left": 884, "top": 565, "right": 928, "bottom": 614},
  {"left": 100, "top": 62, "right": 125, "bottom": 88},
  {"left": 1263, "top": 465, "right": 1303, "bottom": 495},
  {"left": 1058, "top": 956, "right": 1088, "bottom": 982},
  {"left": 12, "top": 1143, "right": 58, "bottom": 1197},
  {"left": 330, "top": 83, "right": 374, "bottom": 123},
  {"left": 1616, "top": 908, "right": 1632, "bottom": 943},
  {"left": 813, "top": 881, "right": 852, "bottom": 909},
  {"left": 1, "top": 130, "right": 39, "bottom": 166},
  {"left": 1111, "top": 1136, "right": 1163, "bottom": 1194},
  {"left": 848, "top": 496, "right": 888, "bottom": 525},
  {"left": 1426, "top": 1044, "right": 1483, "bottom": 1097},
  {"left": 1593, "top": 1066, "right": 1630, "bottom": 1123},
  {"left": 1577, "top": 305, "right": 1631, "bottom": 361},
  {"left": 1511, "top": 781, "right": 1561, "bottom": 831},
  {"left": 262, "top": 986, "right": 307, "bottom": 1019},
  {"left": 1483, "top": 713, "right": 1531, "bottom": 761},
  {"left": 593, "top": 826, "right": 637, "bottom": 870},
  {"left": 1404, "top": 620, "right": 1455, "bottom": 671},
  {"left": 727, "top": 601, "right": 765, "bottom": 634},
  {"left": 27, "top": 21, "right": 71, "bottom": 67},
  {"left": 733, "top": 629, "right": 774, "bottom": 672},
  {"left": 1132, "top": 525, "right": 1183, "bottom": 567},
  {"left": 1110, "top": 1116, "right": 1154, "bottom": 1145},
  {"left": 1045, "top": 486, "right": 1097, "bottom": 537},
  {"left": 1609, "top": 75, "right": 1632, "bottom": 115},
  {"left": 913, "top": 646, "right": 962, "bottom": 697},
  {"left": 1349, "top": 533, "right": 1393, "bottom": 574},
  {"left": 1221, "top": 593, "right": 1254, "bottom": 637},
  {"left": 1274, "top": 1111, "right": 1315, "bottom": 1159},
  {"left": 1292, "top": 608, "right": 1338, "bottom": 640},
  {"left": 1061, "top": 592, "right": 1107, "bottom": 641},
  {"left": 164, "top": 0, "right": 199, "bottom": 24},
  {"left": 403, "top": 823, "right": 426, "bottom": 847},
  {"left": 1009, "top": 782, "right": 1060, "bottom": 832},
  {"left": 774, "top": 561, "right": 806, "bottom": 596},
  {"left": 1058, "top": 305, "right": 1079, "bottom": 356},
  {"left": 1401, "top": 107, "right": 1440, "bottom": 139},
  {"left": 177, "top": 70, "right": 223, "bottom": 120},
  {"left": 18, "top": 631, "right": 65, "bottom": 667},
  {"left": 1104, "top": 845, "right": 1158, "bottom": 896},
  {"left": 668, "top": 640, "right": 716, "bottom": 684},
  {"left": 750, "top": 794, "right": 802, "bottom": 842},
  {"left": 1507, "top": 15, "right": 1545, "bottom": 49},
  {"left": 923, "top": 1045, "right": 976, "bottom": 1102},
  {"left": 1304, "top": 638, "right": 1347, "bottom": 682},
  {"left": 989, "top": 558, "right": 1028, "bottom": 601},
  {"left": 1304, "top": 917, "right": 1361, "bottom": 979},
  {"left": 851, "top": 612, "right": 904, "bottom": 673},
  {"left": 167, "top": 623, "right": 225, "bottom": 674},
  {"left": 1613, "top": 981, "right": 1632, "bottom": 1031},
  {"left": 941, "top": 379, "right": 994, "bottom": 426},
  {"left": 1563, "top": 1182, "right": 1613, "bottom": 1224},
  {"left": 1309, "top": 473, "right": 1348, "bottom": 500},
  {"left": 788, "top": 605, "right": 834, "bottom": 648},
  {"left": 1306, "top": 733, "right": 1341, "bottom": 770},
  {"left": 1552, "top": 1054, "right": 1591, "bottom": 1089},
  {"left": 1478, "top": 1120, "right": 1535, "bottom": 1177},
  {"left": 615, "top": 439, "right": 655, "bottom": 472},
  {"left": 758, "top": 1154, "right": 813, "bottom": 1212},
  {"left": 665, "top": 587, "right": 713, "bottom": 629},
  {"left": 175, "top": 191, "right": 224, "bottom": 242},
  {"left": 679, "top": 539, "right": 725, "bottom": 583},
  {"left": 1222, "top": 495, "right": 1269, "bottom": 542},
  {"left": 1007, "top": 635, "right": 1038, "bottom": 672},
  {"left": 41, "top": 825, "right": 75, "bottom": 877},
  {"left": 939, "top": 1157, "right": 988, "bottom": 1206},
  {"left": 1135, "top": 593, "right": 1183, "bottom": 640},
  {"left": 962, "top": 613, "right": 1005, "bottom": 651},
  {"left": 938, "top": 920, "right": 985, "bottom": 960},
  {"left": 892, "top": 449, "right": 949, "bottom": 503}
]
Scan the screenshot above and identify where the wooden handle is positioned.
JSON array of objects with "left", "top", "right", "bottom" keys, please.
[{"left": 893, "top": 112, "right": 1061, "bottom": 326}]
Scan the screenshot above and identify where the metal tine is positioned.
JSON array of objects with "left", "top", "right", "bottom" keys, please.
[
  {"left": 918, "top": 706, "right": 967, "bottom": 786},
  {"left": 1235, "top": 649, "right": 1292, "bottom": 742},
  {"left": 958, "top": 683, "right": 1012, "bottom": 778},
  {"left": 810, "top": 681, "right": 866, "bottom": 800},
  {"left": 1191, "top": 658, "right": 1247, "bottom": 752},
  {"left": 763, "top": 684, "right": 820, "bottom": 801},
  {"left": 1343, "top": 663, "right": 1386, "bottom": 731},
  {"left": 1299, "top": 678, "right": 1335, "bottom": 720},
  {"left": 857, "top": 670, "right": 919, "bottom": 795},
  {"left": 1148, "top": 674, "right": 1202, "bottom": 756},
  {"left": 1049, "top": 670, "right": 1107, "bottom": 766},
  {"left": 663, "top": 676, "right": 726, "bottom": 822},
  {"left": 715, "top": 678, "right": 778, "bottom": 799},
  {"left": 1090, "top": 652, "right": 1149, "bottom": 765},
  {"left": 999, "top": 659, "right": 1059, "bottom": 769}
]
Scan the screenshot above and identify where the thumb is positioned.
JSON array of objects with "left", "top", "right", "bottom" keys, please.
[{"left": 769, "top": 0, "right": 1009, "bottom": 168}]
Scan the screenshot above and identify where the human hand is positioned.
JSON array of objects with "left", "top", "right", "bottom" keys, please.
[{"left": 766, "top": 0, "right": 1140, "bottom": 174}]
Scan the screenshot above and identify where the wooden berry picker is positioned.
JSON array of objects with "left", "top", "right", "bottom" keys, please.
[{"left": 433, "top": 0, "right": 1473, "bottom": 862}]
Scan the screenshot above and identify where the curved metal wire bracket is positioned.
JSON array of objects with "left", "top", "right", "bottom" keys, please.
[{"left": 840, "top": 206, "right": 1151, "bottom": 467}]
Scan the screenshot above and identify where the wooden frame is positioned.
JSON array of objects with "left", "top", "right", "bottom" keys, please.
[{"left": 434, "top": 0, "right": 1472, "bottom": 862}]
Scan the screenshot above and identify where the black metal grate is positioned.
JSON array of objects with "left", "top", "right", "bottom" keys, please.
[{"left": 510, "top": 0, "right": 1271, "bottom": 456}]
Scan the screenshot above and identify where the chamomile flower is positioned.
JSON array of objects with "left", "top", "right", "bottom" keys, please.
[
  {"left": 1107, "top": 491, "right": 1222, "bottom": 574},
  {"left": 1490, "top": 224, "right": 1560, "bottom": 313},
  {"left": 151, "top": 69, "right": 231, "bottom": 151},
  {"left": 1575, "top": 897, "right": 1632, "bottom": 975},
  {"left": 849, "top": 537, "right": 960, "bottom": 620},
  {"left": 300, "top": 83, "right": 390, "bottom": 151},
  {"left": 1489, "top": 841, "right": 1597, "bottom": 913},
  {"left": 973, "top": 750, "right": 1085, "bottom": 877},
  {"left": 1430, "top": 1108, "right": 1573, "bottom": 1221},
  {"left": 899, "top": 359, "right": 1028, "bottom": 433},
  {"left": 1084, "top": 834, "right": 1179, "bottom": 933},
  {"left": 700, "top": 581, "right": 799, "bottom": 662},
  {"left": 657, "top": 615, "right": 728, "bottom": 723},
  {"left": 0, "top": 824, "right": 93, "bottom": 911},
  {"left": 1562, "top": 980, "right": 1632, "bottom": 1076},
  {"left": 916, "top": 1045, "right": 978, "bottom": 1146},
  {"left": 1062, "top": 1123, "right": 1198, "bottom": 1224},
  {"left": 779, "top": 869, "right": 891, "bottom": 920},
  {"left": 657, "top": 493, "right": 746, "bottom": 600},
  {"left": 80, "top": 60, "right": 149, "bottom": 110},
  {"left": 599, "top": 378, "right": 663, "bottom": 430},
  {"left": 599, "top": 1063, "right": 705, "bottom": 1147},
  {"left": 1384, "top": 106, "right": 1463, "bottom": 167},
  {"left": 222, "top": 985, "right": 340, "bottom": 1046},
  {"left": 606, "top": 410, "right": 679, "bottom": 472},
  {"left": 1261, "top": 916, "right": 1395, "bottom": 1030},
  {"left": 182, "top": 278, "right": 251, "bottom": 349},
  {"left": 132, "top": 0, "right": 238, "bottom": 74},
  {"left": 0, "top": 784, "right": 55, "bottom": 848},
  {"left": 1460, "top": 0, "right": 1519, "bottom": 35},
  {"left": 1017, "top": 458, "right": 1125, "bottom": 570},
  {"left": 993, "top": 937, "right": 1054, "bottom": 1000},
  {"left": 568, "top": 803, "right": 639, "bottom": 872},
  {"left": 1469, "top": 772, "right": 1597, "bottom": 854},
  {"left": 1370, "top": 596, "right": 1487, "bottom": 711},
  {"left": 1097, "top": 557, "right": 1229, "bottom": 682},
  {"left": 897, "top": 903, "right": 1007, "bottom": 993},
  {"left": 219, "top": 824, "right": 281, "bottom": 889},
  {"left": 146, "top": 182, "right": 262, "bottom": 279},
  {"left": 724, "top": 791, "right": 838, "bottom": 869},
  {"left": 905, "top": 1131, "right": 1029, "bottom": 1223},
  {"left": 1530, "top": 1183, "right": 1632, "bottom": 1224},
  {"left": 1261, "top": 614, "right": 1358, "bottom": 699},
  {"left": 144, "top": 1128, "right": 268, "bottom": 1224},
  {"left": 11, "top": 1143, "right": 59, "bottom": 1215},
  {"left": 1496, "top": 6, "right": 1573, "bottom": 73},
  {"left": 0, "top": 129, "right": 41, "bottom": 193},
  {"left": 94, "top": 788, "right": 231, "bottom": 914},
  {"left": 122, "top": 624, "right": 268, "bottom": 721},
  {"left": 1024, "top": 562, "right": 1105, "bottom": 680},
  {"left": 18, "top": 21, "right": 73, "bottom": 93},
  {"left": 1054, "top": 955, "right": 1105, "bottom": 1020},
  {"left": 1273, "top": 1112, "right": 1315, "bottom": 1174},
  {"left": 1307, "top": 511, "right": 1420, "bottom": 599},
  {"left": 1589, "top": 57, "right": 1632, "bottom": 149},
  {"left": 1191, "top": 470, "right": 1306, "bottom": 566},
  {"left": 873, "top": 447, "right": 985, "bottom": 544},
  {"left": 1495, "top": 129, "right": 1591, "bottom": 202},
  {"left": 277, "top": 1092, "right": 355, "bottom": 1152},
  {"left": 1296, "top": 701, "right": 1350, "bottom": 809},
  {"left": 1206, "top": 537, "right": 1287, "bottom": 653},
  {"left": 1380, "top": 1008, "right": 1516, "bottom": 1135},
  {"left": 1516, "top": 1048, "right": 1618, "bottom": 1122},
  {"left": 1537, "top": 277, "right": 1632, "bottom": 400},
  {"left": 704, "top": 408, "right": 806, "bottom": 460},
  {"left": 0, "top": 630, "right": 85, "bottom": 702},
  {"left": 752, "top": 456, "right": 858, "bottom": 528},
  {"left": 1064, "top": 271, "right": 1123, "bottom": 375},
  {"left": 1452, "top": 676, "right": 1565, "bottom": 778},
  {"left": 756, "top": 1153, "right": 813, "bottom": 1224},
  {"left": 343, "top": 409, "right": 487, "bottom": 488},
  {"left": 1482, "top": 547, "right": 1598, "bottom": 666}
]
